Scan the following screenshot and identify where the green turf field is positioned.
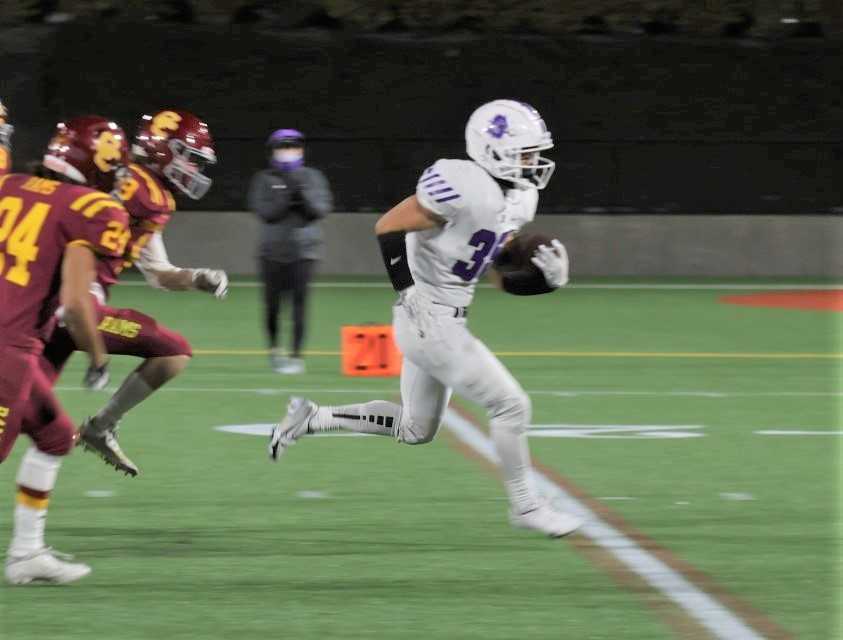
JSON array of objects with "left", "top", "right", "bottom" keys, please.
[{"left": 1, "top": 278, "right": 840, "bottom": 639}]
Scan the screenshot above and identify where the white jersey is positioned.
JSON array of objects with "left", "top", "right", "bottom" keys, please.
[{"left": 411, "top": 158, "right": 538, "bottom": 307}]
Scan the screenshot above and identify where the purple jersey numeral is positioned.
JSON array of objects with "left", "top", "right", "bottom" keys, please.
[
  {"left": 452, "top": 229, "right": 496, "bottom": 281},
  {"left": 452, "top": 228, "right": 513, "bottom": 282}
]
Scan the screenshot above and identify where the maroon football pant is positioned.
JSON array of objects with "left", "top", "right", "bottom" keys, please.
[
  {"left": 40, "top": 303, "right": 192, "bottom": 384},
  {"left": 0, "top": 347, "right": 76, "bottom": 463}
]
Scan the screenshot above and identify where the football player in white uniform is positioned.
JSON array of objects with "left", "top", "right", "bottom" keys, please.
[{"left": 269, "top": 100, "right": 582, "bottom": 537}]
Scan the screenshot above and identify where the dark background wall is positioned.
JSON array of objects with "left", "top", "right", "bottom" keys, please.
[{"left": 1, "top": 24, "right": 841, "bottom": 213}]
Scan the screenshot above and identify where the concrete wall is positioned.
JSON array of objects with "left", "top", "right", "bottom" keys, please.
[{"left": 161, "top": 212, "right": 842, "bottom": 278}]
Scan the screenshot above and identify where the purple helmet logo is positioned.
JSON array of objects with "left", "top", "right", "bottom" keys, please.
[{"left": 487, "top": 115, "right": 508, "bottom": 139}]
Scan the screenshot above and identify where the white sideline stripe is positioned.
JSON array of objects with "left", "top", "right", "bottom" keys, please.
[
  {"left": 54, "top": 385, "right": 843, "bottom": 398},
  {"left": 755, "top": 430, "right": 843, "bottom": 436},
  {"left": 114, "top": 280, "right": 843, "bottom": 291},
  {"left": 442, "top": 407, "right": 766, "bottom": 640}
]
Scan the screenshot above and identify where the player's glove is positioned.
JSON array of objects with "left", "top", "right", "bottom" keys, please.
[
  {"left": 398, "top": 286, "right": 433, "bottom": 338},
  {"left": 83, "top": 360, "right": 110, "bottom": 391},
  {"left": 530, "top": 239, "right": 569, "bottom": 288},
  {"left": 192, "top": 268, "right": 229, "bottom": 299}
]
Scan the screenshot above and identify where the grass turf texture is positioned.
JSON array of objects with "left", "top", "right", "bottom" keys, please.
[{"left": 1, "top": 278, "right": 839, "bottom": 639}]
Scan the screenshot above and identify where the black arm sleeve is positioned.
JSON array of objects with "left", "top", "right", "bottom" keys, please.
[
  {"left": 499, "top": 269, "right": 555, "bottom": 296},
  {"left": 377, "top": 231, "right": 415, "bottom": 292}
]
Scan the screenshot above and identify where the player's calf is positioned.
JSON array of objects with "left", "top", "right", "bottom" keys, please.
[
  {"left": 269, "top": 398, "right": 409, "bottom": 461},
  {"left": 5, "top": 447, "right": 91, "bottom": 585}
]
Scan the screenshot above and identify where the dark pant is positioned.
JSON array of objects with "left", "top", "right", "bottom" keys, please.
[{"left": 259, "top": 258, "right": 315, "bottom": 357}]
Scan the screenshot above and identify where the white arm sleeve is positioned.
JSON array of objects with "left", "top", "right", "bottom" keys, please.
[
  {"left": 136, "top": 232, "right": 180, "bottom": 289},
  {"left": 415, "top": 159, "right": 468, "bottom": 222}
]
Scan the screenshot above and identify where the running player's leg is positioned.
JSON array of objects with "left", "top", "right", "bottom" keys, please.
[
  {"left": 443, "top": 336, "right": 537, "bottom": 512},
  {"left": 79, "top": 305, "right": 191, "bottom": 475},
  {"left": 427, "top": 328, "right": 581, "bottom": 536},
  {"left": 307, "top": 358, "right": 450, "bottom": 440},
  {"left": 269, "top": 301, "right": 454, "bottom": 457},
  {"left": 2, "top": 351, "right": 90, "bottom": 584},
  {"left": 92, "top": 306, "right": 191, "bottom": 425}
]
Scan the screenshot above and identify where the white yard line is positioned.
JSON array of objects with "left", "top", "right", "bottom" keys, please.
[
  {"left": 113, "top": 280, "right": 843, "bottom": 291},
  {"left": 442, "top": 407, "right": 768, "bottom": 640},
  {"left": 755, "top": 430, "right": 843, "bottom": 436}
]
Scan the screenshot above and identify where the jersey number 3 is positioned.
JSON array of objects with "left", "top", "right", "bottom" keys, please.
[
  {"left": 0, "top": 196, "right": 50, "bottom": 287},
  {"left": 452, "top": 229, "right": 513, "bottom": 282}
]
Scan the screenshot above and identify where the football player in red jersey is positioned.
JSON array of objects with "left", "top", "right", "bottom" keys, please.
[
  {"left": 39, "top": 109, "right": 227, "bottom": 477},
  {"left": 0, "top": 98, "right": 12, "bottom": 178},
  {"left": 0, "top": 115, "right": 131, "bottom": 585}
]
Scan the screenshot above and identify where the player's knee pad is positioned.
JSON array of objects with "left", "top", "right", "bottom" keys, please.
[
  {"left": 396, "top": 410, "right": 440, "bottom": 445},
  {"left": 489, "top": 388, "right": 531, "bottom": 434},
  {"left": 398, "top": 420, "right": 437, "bottom": 445}
]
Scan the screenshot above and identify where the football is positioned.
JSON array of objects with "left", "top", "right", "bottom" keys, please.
[{"left": 495, "top": 232, "right": 555, "bottom": 274}]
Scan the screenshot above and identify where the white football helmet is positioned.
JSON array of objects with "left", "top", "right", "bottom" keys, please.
[
  {"left": 465, "top": 99, "right": 555, "bottom": 190},
  {"left": 0, "top": 99, "right": 13, "bottom": 149}
]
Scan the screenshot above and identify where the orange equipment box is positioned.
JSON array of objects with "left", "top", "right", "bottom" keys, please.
[{"left": 341, "top": 325, "right": 402, "bottom": 377}]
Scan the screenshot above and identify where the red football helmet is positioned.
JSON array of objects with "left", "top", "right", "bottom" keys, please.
[
  {"left": 132, "top": 109, "right": 216, "bottom": 200},
  {"left": 43, "top": 115, "right": 129, "bottom": 193}
]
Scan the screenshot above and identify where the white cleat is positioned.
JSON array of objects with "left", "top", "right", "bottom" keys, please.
[
  {"left": 268, "top": 396, "right": 317, "bottom": 461},
  {"left": 510, "top": 504, "right": 583, "bottom": 538},
  {"left": 5, "top": 547, "right": 92, "bottom": 585}
]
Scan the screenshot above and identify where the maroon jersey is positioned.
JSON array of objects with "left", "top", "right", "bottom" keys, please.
[
  {"left": 0, "top": 173, "right": 130, "bottom": 352},
  {"left": 98, "top": 163, "right": 174, "bottom": 289}
]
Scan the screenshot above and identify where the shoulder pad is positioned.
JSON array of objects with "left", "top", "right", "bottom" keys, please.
[
  {"left": 120, "top": 164, "right": 176, "bottom": 219},
  {"left": 64, "top": 186, "right": 130, "bottom": 258},
  {"left": 416, "top": 159, "right": 502, "bottom": 220}
]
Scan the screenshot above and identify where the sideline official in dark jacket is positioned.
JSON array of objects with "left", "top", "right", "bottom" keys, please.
[{"left": 248, "top": 128, "right": 332, "bottom": 374}]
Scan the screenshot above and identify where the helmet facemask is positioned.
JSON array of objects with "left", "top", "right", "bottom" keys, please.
[
  {"left": 487, "top": 144, "right": 555, "bottom": 190},
  {"left": 0, "top": 102, "right": 11, "bottom": 148},
  {"left": 0, "top": 123, "right": 12, "bottom": 149},
  {"left": 163, "top": 138, "right": 216, "bottom": 200}
]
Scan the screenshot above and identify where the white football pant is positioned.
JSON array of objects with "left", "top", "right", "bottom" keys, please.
[{"left": 393, "top": 304, "right": 538, "bottom": 513}]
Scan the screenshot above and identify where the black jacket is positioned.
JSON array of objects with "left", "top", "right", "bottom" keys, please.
[{"left": 248, "top": 166, "right": 333, "bottom": 263}]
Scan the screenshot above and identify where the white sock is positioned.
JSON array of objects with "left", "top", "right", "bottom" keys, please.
[
  {"left": 9, "top": 448, "right": 61, "bottom": 557},
  {"left": 10, "top": 503, "right": 47, "bottom": 557},
  {"left": 94, "top": 372, "right": 153, "bottom": 428},
  {"left": 490, "top": 428, "right": 540, "bottom": 514},
  {"left": 309, "top": 401, "right": 401, "bottom": 437}
]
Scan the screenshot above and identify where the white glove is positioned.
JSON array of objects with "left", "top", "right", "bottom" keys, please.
[
  {"left": 530, "top": 239, "right": 569, "bottom": 288},
  {"left": 83, "top": 360, "right": 110, "bottom": 391},
  {"left": 192, "top": 268, "right": 229, "bottom": 299},
  {"left": 398, "top": 286, "right": 433, "bottom": 338}
]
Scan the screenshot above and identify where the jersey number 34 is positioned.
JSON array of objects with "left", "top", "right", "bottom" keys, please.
[{"left": 452, "top": 229, "right": 513, "bottom": 282}]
